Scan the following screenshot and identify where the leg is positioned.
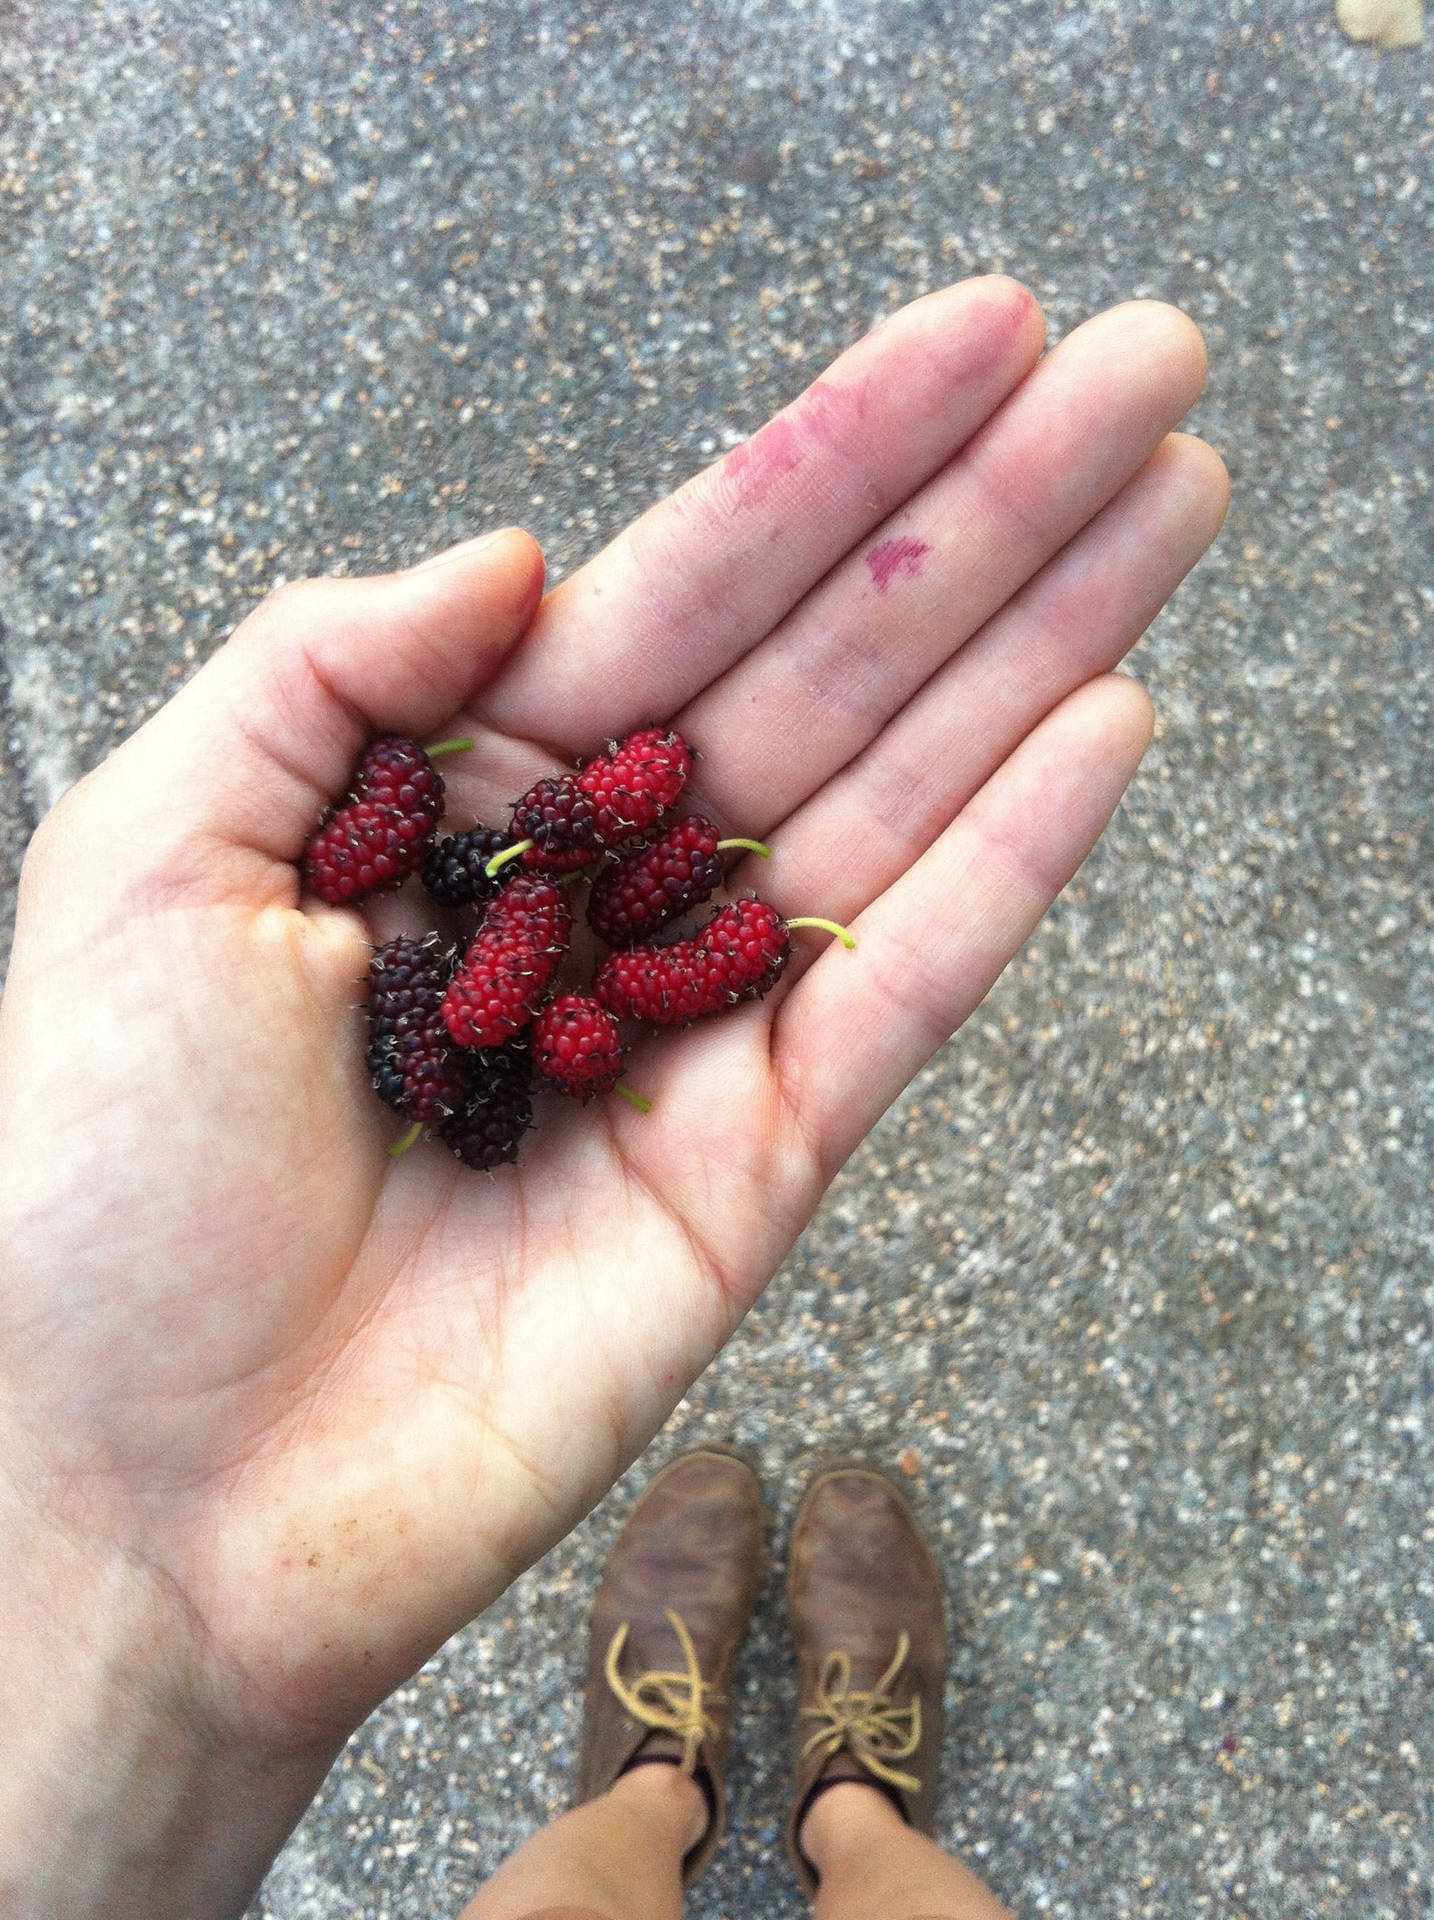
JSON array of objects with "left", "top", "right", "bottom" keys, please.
[
  {"left": 785, "top": 1468, "right": 1013, "bottom": 1918},
  {"left": 459, "top": 1447, "right": 765, "bottom": 1919},
  {"left": 801, "top": 1779, "right": 1013, "bottom": 1920},
  {"left": 455, "top": 1759, "right": 706, "bottom": 1920}
]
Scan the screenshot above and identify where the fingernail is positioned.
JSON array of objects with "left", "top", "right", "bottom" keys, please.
[{"left": 411, "top": 528, "right": 511, "bottom": 572}]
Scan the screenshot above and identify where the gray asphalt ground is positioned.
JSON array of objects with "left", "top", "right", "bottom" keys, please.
[{"left": 2, "top": 2, "right": 1430, "bottom": 1916}]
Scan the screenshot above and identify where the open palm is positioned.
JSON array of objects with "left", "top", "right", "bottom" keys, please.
[{"left": 0, "top": 281, "right": 1224, "bottom": 1823}]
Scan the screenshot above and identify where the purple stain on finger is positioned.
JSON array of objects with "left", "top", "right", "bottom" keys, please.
[
  {"left": 721, "top": 417, "right": 803, "bottom": 510},
  {"left": 716, "top": 378, "right": 864, "bottom": 513},
  {"left": 867, "top": 536, "right": 930, "bottom": 593}
]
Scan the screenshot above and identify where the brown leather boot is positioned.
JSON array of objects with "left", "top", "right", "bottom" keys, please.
[
  {"left": 575, "top": 1446, "right": 766, "bottom": 1884},
  {"left": 785, "top": 1465, "right": 948, "bottom": 1894}
]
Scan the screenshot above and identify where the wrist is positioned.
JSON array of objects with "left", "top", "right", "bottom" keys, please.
[{"left": 0, "top": 1479, "right": 337, "bottom": 1920}]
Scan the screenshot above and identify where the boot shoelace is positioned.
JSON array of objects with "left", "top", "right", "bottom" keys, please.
[
  {"left": 798, "top": 1628, "right": 923, "bottom": 1794},
  {"left": 604, "top": 1608, "right": 722, "bottom": 1776}
]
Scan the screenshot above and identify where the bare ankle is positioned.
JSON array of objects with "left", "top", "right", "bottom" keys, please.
[
  {"left": 609, "top": 1756, "right": 709, "bottom": 1854},
  {"left": 800, "top": 1775, "right": 905, "bottom": 1871}
]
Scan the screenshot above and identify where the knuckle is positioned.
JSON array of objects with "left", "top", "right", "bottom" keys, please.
[
  {"left": 19, "top": 776, "right": 95, "bottom": 888},
  {"left": 29, "top": 776, "right": 85, "bottom": 848},
  {"left": 259, "top": 576, "right": 322, "bottom": 621}
]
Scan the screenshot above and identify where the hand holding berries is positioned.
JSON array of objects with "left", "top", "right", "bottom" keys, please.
[
  {"left": 3, "top": 286, "right": 1206, "bottom": 1908},
  {"left": 323, "top": 722, "right": 851, "bottom": 1166}
]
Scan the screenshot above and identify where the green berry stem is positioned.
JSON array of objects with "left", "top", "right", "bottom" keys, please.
[
  {"left": 389, "top": 1121, "right": 423, "bottom": 1157},
  {"left": 615, "top": 1082, "right": 652, "bottom": 1114},
  {"left": 717, "top": 837, "right": 771, "bottom": 858},
  {"left": 786, "top": 916, "right": 857, "bottom": 951},
  {"left": 486, "top": 838, "right": 533, "bottom": 878},
  {"left": 423, "top": 737, "right": 474, "bottom": 759}
]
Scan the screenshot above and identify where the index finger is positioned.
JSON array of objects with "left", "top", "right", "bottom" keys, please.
[{"left": 480, "top": 277, "right": 1045, "bottom": 749}]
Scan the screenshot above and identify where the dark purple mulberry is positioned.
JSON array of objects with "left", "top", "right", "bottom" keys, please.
[{"left": 366, "top": 934, "right": 467, "bottom": 1124}]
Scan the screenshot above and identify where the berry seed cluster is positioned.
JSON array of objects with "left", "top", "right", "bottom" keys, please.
[{"left": 301, "top": 726, "right": 851, "bottom": 1170}]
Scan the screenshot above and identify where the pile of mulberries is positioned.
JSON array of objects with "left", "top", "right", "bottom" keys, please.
[{"left": 301, "top": 726, "right": 852, "bottom": 1169}]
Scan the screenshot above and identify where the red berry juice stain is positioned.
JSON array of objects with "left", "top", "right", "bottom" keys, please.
[
  {"left": 867, "top": 536, "right": 930, "bottom": 593},
  {"left": 794, "top": 377, "right": 848, "bottom": 432},
  {"left": 722, "top": 416, "right": 803, "bottom": 509},
  {"left": 718, "top": 377, "right": 861, "bottom": 512}
]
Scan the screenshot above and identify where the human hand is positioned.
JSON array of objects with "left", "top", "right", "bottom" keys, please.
[{"left": 0, "top": 278, "right": 1225, "bottom": 1916}]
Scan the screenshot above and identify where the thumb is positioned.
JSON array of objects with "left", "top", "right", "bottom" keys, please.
[{"left": 48, "top": 529, "right": 545, "bottom": 881}]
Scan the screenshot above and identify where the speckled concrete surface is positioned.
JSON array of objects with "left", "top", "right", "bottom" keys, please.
[{"left": 2, "top": 2, "right": 1430, "bottom": 1916}]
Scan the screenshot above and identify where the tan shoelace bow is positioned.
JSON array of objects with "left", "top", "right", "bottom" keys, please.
[
  {"left": 798, "top": 1629, "right": 923, "bottom": 1794},
  {"left": 604, "top": 1609, "right": 723, "bottom": 1776}
]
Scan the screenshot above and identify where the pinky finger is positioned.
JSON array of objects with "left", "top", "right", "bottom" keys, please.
[{"left": 771, "top": 673, "right": 1154, "bottom": 1182}]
